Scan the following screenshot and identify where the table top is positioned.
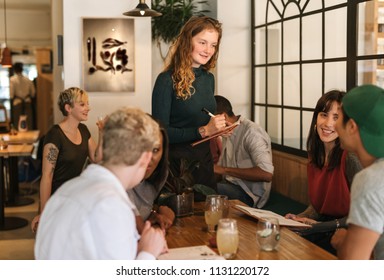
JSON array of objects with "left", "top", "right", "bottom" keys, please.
[
  {"left": 0, "top": 130, "right": 40, "bottom": 144},
  {"left": 0, "top": 144, "right": 34, "bottom": 157},
  {"left": 165, "top": 200, "right": 337, "bottom": 260}
]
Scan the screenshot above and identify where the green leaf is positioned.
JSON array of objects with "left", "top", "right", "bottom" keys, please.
[
  {"left": 165, "top": 158, "right": 200, "bottom": 194},
  {"left": 151, "top": 0, "right": 211, "bottom": 43},
  {"left": 192, "top": 184, "right": 217, "bottom": 196}
]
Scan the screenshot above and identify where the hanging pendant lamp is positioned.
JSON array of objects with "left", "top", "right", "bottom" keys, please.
[
  {"left": 123, "top": 0, "right": 162, "bottom": 17},
  {"left": 1, "top": 0, "right": 12, "bottom": 67}
]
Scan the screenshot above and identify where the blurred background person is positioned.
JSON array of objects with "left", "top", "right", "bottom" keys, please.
[{"left": 9, "top": 62, "right": 36, "bottom": 130}]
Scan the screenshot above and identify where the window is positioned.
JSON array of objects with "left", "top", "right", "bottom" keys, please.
[{"left": 252, "top": 0, "right": 381, "bottom": 157}]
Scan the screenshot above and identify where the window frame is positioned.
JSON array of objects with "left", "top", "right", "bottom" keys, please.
[{"left": 251, "top": 0, "right": 382, "bottom": 158}]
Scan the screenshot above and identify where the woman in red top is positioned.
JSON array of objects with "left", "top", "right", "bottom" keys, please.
[{"left": 286, "top": 90, "right": 362, "bottom": 254}]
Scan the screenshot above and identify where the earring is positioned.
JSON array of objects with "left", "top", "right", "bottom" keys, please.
[{"left": 314, "top": 124, "right": 317, "bottom": 131}]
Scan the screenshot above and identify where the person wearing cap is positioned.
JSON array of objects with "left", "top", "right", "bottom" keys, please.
[{"left": 331, "top": 84, "right": 384, "bottom": 260}]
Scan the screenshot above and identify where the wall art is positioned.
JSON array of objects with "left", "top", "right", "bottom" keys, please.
[{"left": 82, "top": 18, "right": 135, "bottom": 92}]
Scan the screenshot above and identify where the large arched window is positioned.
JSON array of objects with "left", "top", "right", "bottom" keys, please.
[{"left": 252, "top": 0, "right": 383, "bottom": 156}]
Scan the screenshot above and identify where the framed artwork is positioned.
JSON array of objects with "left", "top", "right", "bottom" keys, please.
[{"left": 82, "top": 18, "right": 135, "bottom": 92}]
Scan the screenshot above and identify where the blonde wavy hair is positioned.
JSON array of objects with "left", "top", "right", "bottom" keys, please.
[{"left": 164, "top": 16, "right": 222, "bottom": 100}]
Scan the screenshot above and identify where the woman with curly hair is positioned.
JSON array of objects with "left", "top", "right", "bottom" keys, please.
[{"left": 152, "top": 16, "right": 227, "bottom": 198}]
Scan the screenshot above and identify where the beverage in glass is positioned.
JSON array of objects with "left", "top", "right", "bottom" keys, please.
[
  {"left": 217, "top": 218, "right": 239, "bottom": 259},
  {"left": 218, "top": 195, "right": 229, "bottom": 218},
  {"left": 204, "top": 195, "right": 224, "bottom": 232},
  {"left": 256, "top": 216, "right": 280, "bottom": 251}
]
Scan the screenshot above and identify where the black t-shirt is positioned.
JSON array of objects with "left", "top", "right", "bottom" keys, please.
[{"left": 44, "top": 123, "right": 91, "bottom": 194}]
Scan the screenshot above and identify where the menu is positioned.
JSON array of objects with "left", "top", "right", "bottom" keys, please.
[
  {"left": 191, "top": 120, "right": 240, "bottom": 147},
  {"left": 158, "top": 245, "right": 225, "bottom": 260},
  {"left": 235, "top": 205, "right": 312, "bottom": 228}
]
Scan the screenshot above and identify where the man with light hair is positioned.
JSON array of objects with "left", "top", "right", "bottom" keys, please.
[
  {"left": 331, "top": 84, "right": 384, "bottom": 259},
  {"left": 35, "top": 107, "right": 167, "bottom": 259}
]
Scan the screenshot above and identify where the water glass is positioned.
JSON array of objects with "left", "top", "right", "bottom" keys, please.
[
  {"left": 256, "top": 216, "right": 280, "bottom": 251},
  {"left": 204, "top": 195, "right": 225, "bottom": 232},
  {"left": 218, "top": 195, "right": 229, "bottom": 218},
  {"left": 217, "top": 218, "right": 239, "bottom": 259}
]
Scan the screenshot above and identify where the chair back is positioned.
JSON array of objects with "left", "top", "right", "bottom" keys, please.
[{"left": 0, "top": 103, "right": 10, "bottom": 132}]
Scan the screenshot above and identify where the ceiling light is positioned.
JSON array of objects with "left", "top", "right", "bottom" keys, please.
[{"left": 123, "top": 0, "right": 162, "bottom": 17}]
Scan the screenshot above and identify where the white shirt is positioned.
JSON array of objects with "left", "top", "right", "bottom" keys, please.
[
  {"left": 34, "top": 164, "right": 155, "bottom": 260},
  {"left": 219, "top": 116, "right": 274, "bottom": 208},
  {"left": 9, "top": 74, "right": 35, "bottom": 101}
]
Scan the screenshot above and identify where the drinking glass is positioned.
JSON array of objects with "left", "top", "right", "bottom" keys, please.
[
  {"left": 218, "top": 195, "right": 229, "bottom": 218},
  {"left": 204, "top": 195, "right": 225, "bottom": 232},
  {"left": 256, "top": 216, "right": 280, "bottom": 251},
  {"left": 217, "top": 218, "right": 239, "bottom": 259}
]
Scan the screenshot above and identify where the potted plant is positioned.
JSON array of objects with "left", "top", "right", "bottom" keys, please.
[
  {"left": 160, "top": 158, "right": 215, "bottom": 217},
  {"left": 151, "top": 0, "right": 210, "bottom": 60},
  {"left": 163, "top": 158, "right": 197, "bottom": 217}
]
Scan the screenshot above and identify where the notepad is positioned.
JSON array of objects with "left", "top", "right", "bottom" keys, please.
[
  {"left": 191, "top": 120, "right": 240, "bottom": 147},
  {"left": 235, "top": 205, "right": 311, "bottom": 228},
  {"left": 157, "top": 245, "right": 225, "bottom": 260}
]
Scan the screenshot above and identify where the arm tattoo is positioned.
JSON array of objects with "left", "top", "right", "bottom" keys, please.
[{"left": 46, "top": 146, "right": 58, "bottom": 174}]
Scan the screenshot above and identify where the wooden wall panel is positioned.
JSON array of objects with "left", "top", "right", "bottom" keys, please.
[
  {"left": 35, "top": 48, "right": 53, "bottom": 136},
  {"left": 271, "top": 150, "right": 309, "bottom": 205}
]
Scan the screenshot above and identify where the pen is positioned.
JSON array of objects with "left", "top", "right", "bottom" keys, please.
[{"left": 201, "top": 107, "right": 215, "bottom": 118}]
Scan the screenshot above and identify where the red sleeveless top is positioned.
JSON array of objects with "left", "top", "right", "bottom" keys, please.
[{"left": 307, "top": 150, "right": 350, "bottom": 218}]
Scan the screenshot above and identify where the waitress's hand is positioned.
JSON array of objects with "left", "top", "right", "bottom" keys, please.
[{"left": 204, "top": 114, "right": 226, "bottom": 136}]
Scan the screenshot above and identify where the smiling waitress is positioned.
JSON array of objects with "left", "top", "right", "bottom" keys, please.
[{"left": 152, "top": 16, "right": 226, "bottom": 198}]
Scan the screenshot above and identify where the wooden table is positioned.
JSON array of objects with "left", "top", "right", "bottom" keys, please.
[
  {"left": 165, "top": 200, "right": 337, "bottom": 260},
  {"left": 0, "top": 144, "right": 34, "bottom": 230},
  {"left": 0, "top": 130, "right": 40, "bottom": 144},
  {"left": 0, "top": 130, "right": 40, "bottom": 206}
]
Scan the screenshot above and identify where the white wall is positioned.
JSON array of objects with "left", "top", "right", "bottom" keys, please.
[
  {"left": 0, "top": 1, "right": 51, "bottom": 52},
  {"left": 217, "top": 0, "right": 251, "bottom": 119},
  {"left": 60, "top": 0, "right": 153, "bottom": 139}
]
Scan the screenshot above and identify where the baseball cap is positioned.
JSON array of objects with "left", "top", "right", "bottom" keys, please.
[{"left": 343, "top": 84, "right": 384, "bottom": 158}]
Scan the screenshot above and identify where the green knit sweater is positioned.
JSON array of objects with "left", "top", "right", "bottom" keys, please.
[{"left": 152, "top": 67, "right": 217, "bottom": 144}]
